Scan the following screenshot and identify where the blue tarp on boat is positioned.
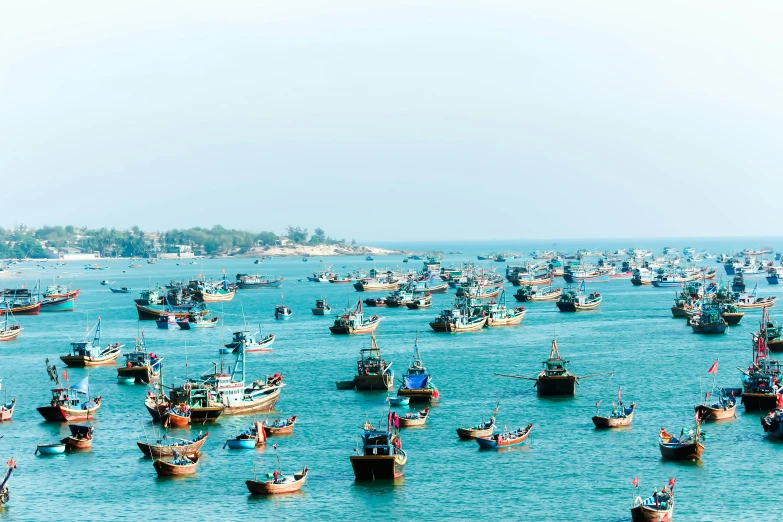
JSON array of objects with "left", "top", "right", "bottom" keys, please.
[{"left": 404, "top": 375, "right": 428, "bottom": 389}]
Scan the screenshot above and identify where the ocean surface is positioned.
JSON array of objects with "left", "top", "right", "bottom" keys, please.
[{"left": 0, "top": 240, "right": 780, "bottom": 521}]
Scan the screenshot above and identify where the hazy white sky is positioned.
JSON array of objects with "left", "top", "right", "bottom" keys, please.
[{"left": 1, "top": 1, "right": 781, "bottom": 241}]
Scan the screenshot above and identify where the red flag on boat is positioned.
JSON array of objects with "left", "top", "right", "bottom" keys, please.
[
  {"left": 777, "top": 394, "right": 783, "bottom": 409},
  {"left": 432, "top": 389, "right": 440, "bottom": 400},
  {"left": 707, "top": 359, "right": 719, "bottom": 374},
  {"left": 631, "top": 477, "right": 638, "bottom": 487},
  {"left": 6, "top": 458, "right": 16, "bottom": 469},
  {"left": 669, "top": 478, "right": 676, "bottom": 488},
  {"left": 62, "top": 369, "right": 68, "bottom": 381}
]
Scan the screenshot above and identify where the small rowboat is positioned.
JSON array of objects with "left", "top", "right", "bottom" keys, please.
[
  {"left": 153, "top": 452, "right": 200, "bottom": 476},
  {"left": 137, "top": 432, "right": 209, "bottom": 458},
  {"left": 398, "top": 408, "right": 430, "bottom": 428},
  {"left": 246, "top": 467, "right": 308, "bottom": 495},
  {"left": 630, "top": 483, "right": 675, "bottom": 522},
  {"left": 457, "top": 420, "right": 495, "bottom": 440},
  {"left": 60, "top": 424, "right": 94, "bottom": 450},
  {"left": 263, "top": 415, "right": 297, "bottom": 436},
  {"left": 35, "top": 443, "right": 66, "bottom": 455},
  {"left": 475, "top": 424, "right": 533, "bottom": 449},
  {"left": 99, "top": 280, "right": 114, "bottom": 286},
  {"left": 224, "top": 436, "right": 258, "bottom": 450},
  {"left": 0, "top": 398, "right": 15, "bottom": 421},
  {"left": 388, "top": 396, "right": 410, "bottom": 406},
  {"left": 694, "top": 396, "right": 737, "bottom": 421}
]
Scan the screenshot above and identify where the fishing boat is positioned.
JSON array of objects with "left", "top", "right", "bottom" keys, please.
[
  {"left": 741, "top": 308, "right": 783, "bottom": 411},
  {"left": 651, "top": 272, "right": 686, "bottom": 288},
  {"left": 719, "top": 302, "right": 744, "bottom": 325},
  {"left": 263, "top": 415, "right": 297, "bottom": 436},
  {"left": 429, "top": 298, "right": 486, "bottom": 332},
  {"left": 475, "top": 424, "right": 533, "bottom": 449},
  {"left": 353, "top": 336, "right": 394, "bottom": 391},
  {"left": 225, "top": 422, "right": 266, "bottom": 449},
  {"left": 533, "top": 339, "right": 577, "bottom": 396},
  {"left": 100, "top": 280, "right": 114, "bottom": 286},
  {"left": 362, "top": 298, "right": 386, "bottom": 307},
  {"left": 731, "top": 272, "right": 746, "bottom": 292},
  {"left": 225, "top": 329, "right": 276, "bottom": 353},
  {"left": 736, "top": 283, "right": 776, "bottom": 309},
  {"left": 630, "top": 479, "right": 675, "bottom": 522},
  {"left": 766, "top": 267, "right": 782, "bottom": 285},
  {"left": 484, "top": 290, "right": 526, "bottom": 327},
  {"left": 630, "top": 267, "right": 654, "bottom": 286},
  {"left": 145, "top": 381, "right": 225, "bottom": 424},
  {"left": 384, "top": 288, "right": 415, "bottom": 308},
  {"left": 153, "top": 452, "right": 200, "bottom": 476},
  {"left": 396, "top": 338, "right": 439, "bottom": 403},
  {"left": 670, "top": 292, "right": 692, "bottom": 318},
  {"left": 0, "top": 386, "right": 15, "bottom": 421},
  {"left": 353, "top": 278, "right": 399, "bottom": 292},
  {"left": 350, "top": 413, "right": 407, "bottom": 480},
  {"left": 756, "top": 314, "right": 783, "bottom": 353},
  {"left": 659, "top": 422, "right": 705, "bottom": 460},
  {"left": 274, "top": 300, "right": 293, "bottom": 320},
  {"left": 110, "top": 287, "right": 132, "bottom": 293},
  {"left": 556, "top": 282, "right": 602, "bottom": 312},
  {"left": 246, "top": 467, "right": 308, "bottom": 495},
  {"left": 0, "top": 457, "right": 16, "bottom": 506},
  {"left": 0, "top": 288, "right": 40, "bottom": 315},
  {"left": 398, "top": 407, "right": 430, "bottom": 428},
  {"left": 156, "top": 314, "right": 179, "bottom": 329},
  {"left": 405, "top": 294, "right": 432, "bottom": 310},
  {"left": 330, "top": 300, "right": 382, "bottom": 335},
  {"left": 117, "top": 334, "right": 161, "bottom": 384},
  {"left": 0, "top": 309, "right": 22, "bottom": 341},
  {"left": 311, "top": 299, "right": 333, "bottom": 315},
  {"left": 60, "top": 424, "right": 94, "bottom": 451},
  {"left": 163, "top": 403, "right": 191, "bottom": 427},
  {"left": 410, "top": 279, "right": 449, "bottom": 294},
  {"left": 39, "top": 295, "right": 76, "bottom": 312},
  {"left": 35, "top": 443, "right": 66, "bottom": 455},
  {"left": 137, "top": 431, "right": 209, "bottom": 457},
  {"left": 456, "top": 402, "right": 499, "bottom": 440},
  {"left": 760, "top": 395, "right": 783, "bottom": 439},
  {"left": 689, "top": 302, "right": 728, "bottom": 334},
  {"left": 236, "top": 273, "right": 284, "bottom": 289},
  {"left": 329, "top": 274, "right": 353, "bottom": 284},
  {"left": 37, "top": 362, "right": 101, "bottom": 422},
  {"left": 512, "top": 285, "right": 561, "bottom": 302},
  {"left": 60, "top": 319, "right": 123, "bottom": 367},
  {"left": 592, "top": 387, "right": 635, "bottom": 428}
]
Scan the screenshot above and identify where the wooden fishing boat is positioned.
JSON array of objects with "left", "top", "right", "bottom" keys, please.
[
  {"left": 385, "top": 289, "right": 415, "bottom": 308},
  {"left": 0, "top": 398, "right": 16, "bottom": 422},
  {"left": 556, "top": 283, "right": 602, "bottom": 312},
  {"left": 144, "top": 386, "right": 224, "bottom": 424},
  {"left": 513, "top": 285, "right": 561, "bottom": 302},
  {"left": 475, "top": 424, "right": 533, "bottom": 449},
  {"left": 312, "top": 299, "right": 333, "bottom": 315},
  {"left": 137, "top": 431, "right": 209, "bottom": 457},
  {"left": 405, "top": 294, "right": 432, "bottom": 309},
  {"left": 396, "top": 339, "right": 439, "bottom": 403},
  {"left": 659, "top": 423, "right": 705, "bottom": 460},
  {"left": 164, "top": 404, "right": 191, "bottom": 427},
  {"left": 592, "top": 387, "right": 635, "bottom": 428},
  {"left": 592, "top": 402, "right": 635, "bottom": 428},
  {"left": 274, "top": 302, "right": 293, "bottom": 319},
  {"left": 456, "top": 403, "right": 498, "bottom": 440},
  {"left": 37, "top": 362, "right": 102, "bottom": 422},
  {"left": 720, "top": 303, "right": 744, "bottom": 325},
  {"left": 0, "top": 457, "right": 16, "bottom": 506},
  {"left": 737, "top": 296, "right": 776, "bottom": 309},
  {"left": 630, "top": 481, "right": 675, "bottom": 522},
  {"left": 689, "top": 302, "right": 727, "bottom": 334},
  {"left": 0, "top": 309, "right": 22, "bottom": 341},
  {"left": 350, "top": 415, "right": 407, "bottom": 480},
  {"left": 193, "top": 288, "right": 236, "bottom": 302},
  {"left": 353, "top": 336, "right": 394, "bottom": 391},
  {"left": 39, "top": 295, "right": 76, "bottom": 312},
  {"left": 329, "top": 275, "right": 353, "bottom": 284},
  {"left": 35, "top": 443, "right": 66, "bottom": 455},
  {"left": 537, "top": 339, "right": 577, "bottom": 396},
  {"left": 731, "top": 272, "right": 746, "bottom": 292},
  {"left": 236, "top": 273, "right": 284, "bottom": 289},
  {"left": 246, "top": 467, "right": 308, "bottom": 495},
  {"left": 263, "top": 415, "right": 297, "bottom": 436},
  {"left": 60, "top": 424, "right": 93, "bottom": 450},
  {"left": 353, "top": 279, "right": 399, "bottom": 292},
  {"left": 429, "top": 306, "right": 486, "bottom": 332},
  {"left": 484, "top": 292, "right": 526, "bottom": 327},
  {"left": 330, "top": 300, "right": 382, "bottom": 335},
  {"left": 153, "top": 452, "right": 200, "bottom": 476},
  {"left": 136, "top": 303, "right": 208, "bottom": 321},
  {"left": 0, "top": 301, "right": 40, "bottom": 315},
  {"left": 362, "top": 298, "right": 387, "bottom": 307},
  {"left": 60, "top": 319, "right": 124, "bottom": 367},
  {"left": 694, "top": 396, "right": 736, "bottom": 421},
  {"left": 117, "top": 334, "right": 162, "bottom": 384},
  {"left": 398, "top": 407, "right": 430, "bottom": 427},
  {"left": 110, "top": 287, "right": 132, "bottom": 293},
  {"left": 761, "top": 398, "right": 783, "bottom": 439}
]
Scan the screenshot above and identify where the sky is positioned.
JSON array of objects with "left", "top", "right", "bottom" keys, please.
[{"left": 1, "top": 1, "right": 781, "bottom": 242}]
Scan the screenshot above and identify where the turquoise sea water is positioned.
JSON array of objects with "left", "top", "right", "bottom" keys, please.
[{"left": 0, "top": 240, "right": 780, "bottom": 521}]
